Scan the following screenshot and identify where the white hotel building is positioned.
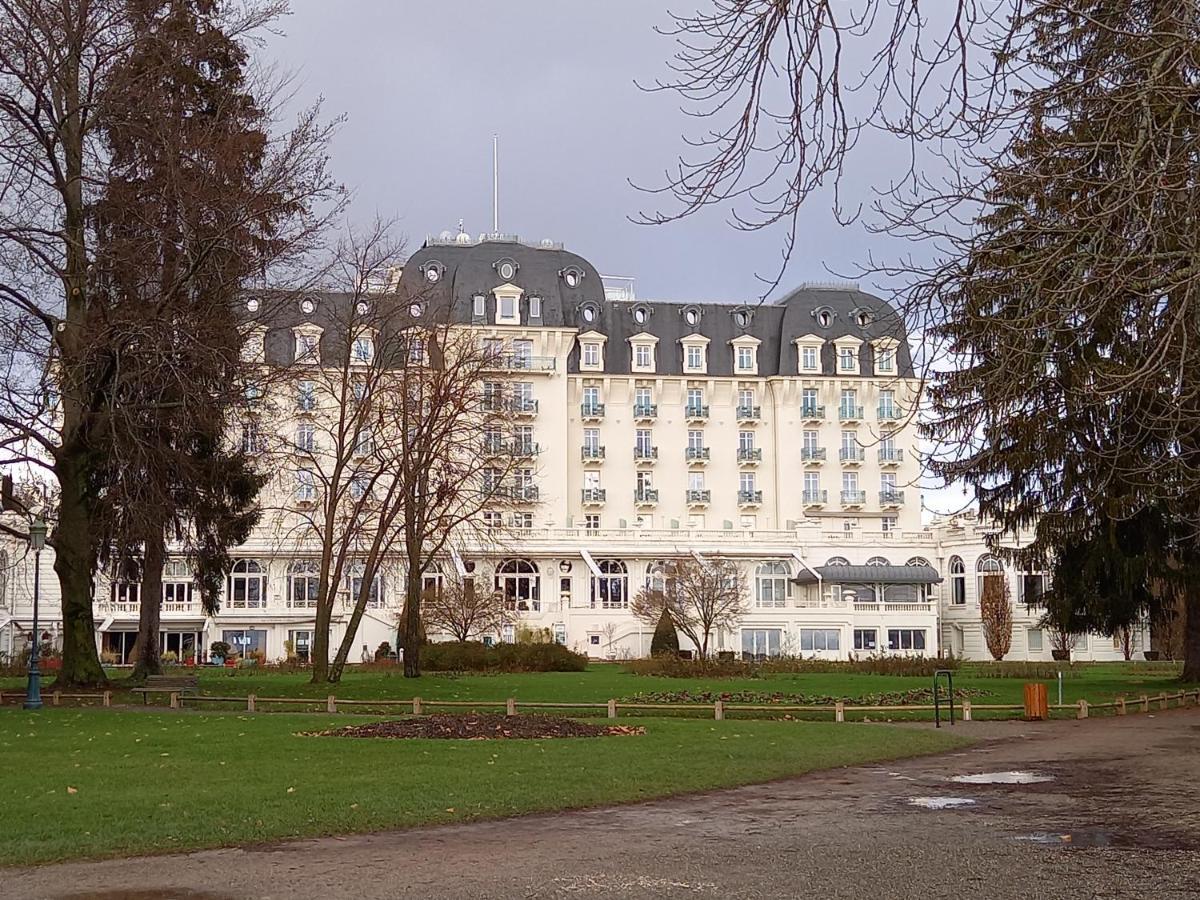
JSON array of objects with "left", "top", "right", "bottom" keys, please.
[{"left": 0, "top": 235, "right": 1140, "bottom": 664}]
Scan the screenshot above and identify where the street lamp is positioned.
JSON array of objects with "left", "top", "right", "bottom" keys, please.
[{"left": 24, "top": 517, "right": 47, "bottom": 711}]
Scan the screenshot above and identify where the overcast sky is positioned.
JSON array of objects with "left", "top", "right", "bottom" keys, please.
[{"left": 262, "top": 2, "right": 967, "bottom": 516}]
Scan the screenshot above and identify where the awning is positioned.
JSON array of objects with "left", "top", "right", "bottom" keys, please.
[
  {"left": 792, "top": 564, "right": 943, "bottom": 586},
  {"left": 580, "top": 548, "right": 603, "bottom": 579},
  {"left": 449, "top": 546, "right": 468, "bottom": 577},
  {"left": 791, "top": 552, "right": 822, "bottom": 584},
  {"left": 99, "top": 615, "right": 115, "bottom": 632}
]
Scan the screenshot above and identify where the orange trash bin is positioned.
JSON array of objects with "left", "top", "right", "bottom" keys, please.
[{"left": 1023, "top": 682, "right": 1049, "bottom": 720}]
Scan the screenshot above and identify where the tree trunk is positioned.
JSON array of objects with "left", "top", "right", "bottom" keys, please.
[
  {"left": 1181, "top": 594, "right": 1200, "bottom": 682},
  {"left": 401, "top": 567, "right": 423, "bottom": 678},
  {"left": 329, "top": 579, "right": 376, "bottom": 682},
  {"left": 130, "top": 531, "right": 165, "bottom": 682},
  {"left": 51, "top": 452, "right": 107, "bottom": 689},
  {"left": 309, "top": 587, "right": 333, "bottom": 684}
]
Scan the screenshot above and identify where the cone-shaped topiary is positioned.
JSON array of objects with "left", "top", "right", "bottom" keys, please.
[{"left": 650, "top": 606, "right": 680, "bottom": 656}]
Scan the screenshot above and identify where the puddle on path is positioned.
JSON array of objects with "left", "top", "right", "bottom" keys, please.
[
  {"left": 951, "top": 771, "right": 1054, "bottom": 785},
  {"left": 908, "top": 797, "right": 977, "bottom": 810},
  {"left": 1016, "top": 831, "right": 1113, "bottom": 848}
]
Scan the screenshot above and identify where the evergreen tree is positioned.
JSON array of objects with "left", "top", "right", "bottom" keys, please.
[{"left": 650, "top": 607, "right": 680, "bottom": 657}]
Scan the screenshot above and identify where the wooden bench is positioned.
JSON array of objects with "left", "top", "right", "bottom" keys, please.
[{"left": 129, "top": 674, "right": 199, "bottom": 706}]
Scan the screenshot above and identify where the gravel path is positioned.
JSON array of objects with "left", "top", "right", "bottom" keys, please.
[{"left": 10, "top": 710, "right": 1200, "bottom": 899}]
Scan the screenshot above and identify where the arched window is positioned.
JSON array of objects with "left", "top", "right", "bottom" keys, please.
[
  {"left": 865, "top": 556, "right": 891, "bottom": 567},
  {"left": 644, "top": 559, "right": 673, "bottom": 594},
  {"left": 496, "top": 558, "right": 539, "bottom": 612},
  {"left": 421, "top": 561, "right": 444, "bottom": 599},
  {"left": 228, "top": 559, "right": 265, "bottom": 609},
  {"left": 755, "top": 561, "right": 791, "bottom": 608},
  {"left": 346, "top": 562, "right": 383, "bottom": 609},
  {"left": 591, "top": 559, "right": 628, "bottom": 609},
  {"left": 949, "top": 556, "right": 966, "bottom": 605},
  {"left": 906, "top": 557, "right": 930, "bottom": 568},
  {"left": 825, "top": 556, "right": 850, "bottom": 567},
  {"left": 976, "top": 554, "right": 1004, "bottom": 604},
  {"left": 162, "top": 559, "right": 194, "bottom": 608},
  {"left": 288, "top": 560, "right": 319, "bottom": 608}
]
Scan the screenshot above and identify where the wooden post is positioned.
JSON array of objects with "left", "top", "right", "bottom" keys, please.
[
  {"left": 835, "top": 701, "right": 845, "bottom": 723},
  {"left": 1141, "top": 694, "right": 1150, "bottom": 713},
  {"left": 327, "top": 695, "right": 337, "bottom": 713},
  {"left": 247, "top": 694, "right": 256, "bottom": 713},
  {"left": 102, "top": 691, "right": 112, "bottom": 708},
  {"left": 714, "top": 700, "right": 724, "bottom": 721},
  {"left": 52, "top": 691, "right": 61, "bottom": 707},
  {"left": 1076, "top": 699, "right": 1088, "bottom": 719},
  {"left": 168, "top": 692, "right": 179, "bottom": 710},
  {"left": 607, "top": 699, "right": 617, "bottom": 719},
  {"left": 962, "top": 700, "right": 972, "bottom": 722},
  {"left": 1159, "top": 695, "right": 1169, "bottom": 711},
  {"left": 1117, "top": 697, "right": 1126, "bottom": 716},
  {"left": 506, "top": 697, "right": 516, "bottom": 716},
  {"left": 412, "top": 697, "right": 422, "bottom": 716}
]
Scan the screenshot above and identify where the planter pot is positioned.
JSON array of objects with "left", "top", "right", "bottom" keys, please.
[
  {"left": 1050, "top": 649, "right": 1071, "bottom": 661},
  {"left": 210, "top": 656, "right": 224, "bottom": 666},
  {"left": 224, "top": 659, "right": 237, "bottom": 668},
  {"left": 1143, "top": 650, "right": 1161, "bottom": 661}
]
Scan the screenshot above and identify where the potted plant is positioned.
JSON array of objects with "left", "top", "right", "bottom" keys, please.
[
  {"left": 210, "top": 640, "right": 231, "bottom": 666},
  {"left": 160, "top": 650, "right": 179, "bottom": 666},
  {"left": 1143, "top": 650, "right": 1161, "bottom": 661}
]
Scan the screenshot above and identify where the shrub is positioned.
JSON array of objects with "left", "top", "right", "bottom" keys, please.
[
  {"left": 421, "top": 640, "right": 588, "bottom": 673},
  {"left": 209, "top": 641, "right": 231, "bottom": 660},
  {"left": 650, "top": 608, "right": 680, "bottom": 656},
  {"left": 375, "top": 641, "right": 392, "bottom": 661},
  {"left": 627, "top": 653, "right": 959, "bottom": 679}
]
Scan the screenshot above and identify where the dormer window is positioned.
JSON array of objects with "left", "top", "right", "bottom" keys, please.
[
  {"left": 352, "top": 334, "right": 374, "bottom": 364},
  {"left": 409, "top": 302, "right": 423, "bottom": 318},
  {"left": 814, "top": 307, "right": 833, "bottom": 328},
  {"left": 529, "top": 296, "right": 542, "bottom": 319},
  {"left": 499, "top": 295, "right": 516, "bottom": 320},
  {"left": 854, "top": 309, "right": 874, "bottom": 327},
  {"left": 733, "top": 307, "right": 752, "bottom": 328},
  {"left": 737, "top": 347, "right": 754, "bottom": 371},
  {"left": 683, "top": 306, "right": 701, "bottom": 327},
  {"left": 561, "top": 266, "right": 583, "bottom": 288},
  {"left": 583, "top": 343, "right": 600, "bottom": 366},
  {"left": 877, "top": 347, "right": 896, "bottom": 374},
  {"left": 294, "top": 332, "right": 319, "bottom": 363},
  {"left": 839, "top": 347, "right": 856, "bottom": 371},
  {"left": 632, "top": 305, "right": 650, "bottom": 325},
  {"left": 245, "top": 297, "right": 260, "bottom": 313},
  {"left": 495, "top": 258, "right": 518, "bottom": 281},
  {"left": 300, "top": 298, "right": 316, "bottom": 315},
  {"left": 472, "top": 294, "right": 486, "bottom": 319},
  {"left": 422, "top": 261, "right": 444, "bottom": 283},
  {"left": 635, "top": 344, "right": 652, "bottom": 368},
  {"left": 802, "top": 346, "right": 818, "bottom": 371},
  {"left": 495, "top": 284, "right": 523, "bottom": 325}
]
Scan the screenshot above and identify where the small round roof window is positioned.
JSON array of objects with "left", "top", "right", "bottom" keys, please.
[
  {"left": 581, "top": 304, "right": 596, "bottom": 323},
  {"left": 497, "top": 260, "right": 516, "bottom": 280},
  {"left": 734, "top": 310, "right": 749, "bottom": 327},
  {"left": 685, "top": 308, "right": 699, "bottom": 326},
  {"left": 424, "top": 264, "right": 441, "bottom": 283},
  {"left": 410, "top": 302, "right": 423, "bottom": 318},
  {"left": 245, "top": 297, "right": 259, "bottom": 312},
  {"left": 563, "top": 267, "right": 581, "bottom": 288},
  {"left": 816, "top": 308, "right": 832, "bottom": 327},
  {"left": 633, "top": 307, "right": 647, "bottom": 325},
  {"left": 356, "top": 301, "right": 369, "bottom": 315},
  {"left": 300, "top": 298, "right": 315, "bottom": 315},
  {"left": 855, "top": 310, "right": 873, "bottom": 327}
]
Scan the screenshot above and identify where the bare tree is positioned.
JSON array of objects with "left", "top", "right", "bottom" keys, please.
[
  {"left": 0, "top": 0, "right": 338, "bottom": 686},
  {"left": 421, "top": 566, "right": 512, "bottom": 643},
  {"left": 630, "top": 557, "right": 749, "bottom": 660},
  {"left": 979, "top": 570, "right": 1012, "bottom": 661}
]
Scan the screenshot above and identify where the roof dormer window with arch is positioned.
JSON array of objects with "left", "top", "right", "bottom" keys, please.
[
  {"left": 578, "top": 330, "right": 608, "bottom": 373},
  {"left": 730, "top": 334, "right": 761, "bottom": 375},
  {"left": 561, "top": 265, "right": 584, "bottom": 289},
  {"left": 632, "top": 304, "right": 652, "bottom": 326},
  {"left": 629, "top": 332, "right": 659, "bottom": 374},
  {"left": 682, "top": 305, "right": 702, "bottom": 328},
  {"left": 813, "top": 306, "right": 835, "bottom": 329},
  {"left": 421, "top": 260, "right": 444, "bottom": 284},
  {"left": 834, "top": 336, "right": 863, "bottom": 374},
  {"left": 681, "top": 334, "right": 710, "bottom": 374}
]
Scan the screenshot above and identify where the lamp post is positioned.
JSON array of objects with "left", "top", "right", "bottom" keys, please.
[{"left": 24, "top": 517, "right": 47, "bottom": 711}]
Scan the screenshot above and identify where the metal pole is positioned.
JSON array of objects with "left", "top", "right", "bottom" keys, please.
[
  {"left": 1057, "top": 671, "right": 1063, "bottom": 707},
  {"left": 492, "top": 134, "right": 499, "bottom": 233},
  {"left": 24, "top": 545, "right": 42, "bottom": 710}
]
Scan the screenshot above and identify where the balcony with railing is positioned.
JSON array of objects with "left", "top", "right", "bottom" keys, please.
[
  {"left": 581, "top": 445, "right": 605, "bottom": 462},
  {"left": 482, "top": 437, "right": 506, "bottom": 456},
  {"left": 511, "top": 397, "right": 539, "bottom": 416},
  {"left": 488, "top": 353, "right": 556, "bottom": 372},
  {"left": 736, "top": 405, "right": 762, "bottom": 422},
  {"left": 737, "top": 447, "right": 763, "bottom": 465},
  {"left": 634, "top": 488, "right": 659, "bottom": 505},
  {"left": 839, "top": 447, "right": 865, "bottom": 465},
  {"left": 685, "top": 404, "right": 710, "bottom": 421},
  {"left": 841, "top": 490, "right": 867, "bottom": 507},
  {"left": 685, "top": 447, "right": 710, "bottom": 464},
  {"left": 877, "top": 404, "right": 902, "bottom": 422},
  {"left": 801, "top": 403, "right": 825, "bottom": 421},
  {"left": 802, "top": 489, "right": 828, "bottom": 507},
  {"left": 801, "top": 447, "right": 827, "bottom": 464},
  {"left": 634, "top": 446, "right": 659, "bottom": 462},
  {"left": 880, "top": 489, "right": 906, "bottom": 508},
  {"left": 633, "top": 403, "right": 658, "bottom": 420},
  {"left": 581, "top": 488, "right": 607, "bottom": 505},
  {"left": 508, "top": 485, "right": 539, "bottom": 503},
  {"left": 737, "top": 489, "right": 763, "bottom": 506},
  {"left": 879, "top": 448, "right": 905, "bottom": 467},
  {"left": 686, "top": 489, "right": 711, "bottom": 505},
  {"left": 508, "top": 441, "right": 540, "bottom": 458},
  {"left": 839, "top": 405, "right": 865, "bottom": 423},
  {"left": 580, "top": 402, "right": 605, "bottom": 420}
]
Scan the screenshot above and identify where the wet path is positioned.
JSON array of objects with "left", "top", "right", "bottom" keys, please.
[{"left": 10, "top": 711, "right": 1200, "bottom": 899}]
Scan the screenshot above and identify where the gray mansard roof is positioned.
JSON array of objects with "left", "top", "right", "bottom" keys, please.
[{"left": 254, "top": 236, "right": 914, "bottom": 376}]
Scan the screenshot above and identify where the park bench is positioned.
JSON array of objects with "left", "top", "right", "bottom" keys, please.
[{"left": 129, "top": 674, "right": 199, "bottom": 706}]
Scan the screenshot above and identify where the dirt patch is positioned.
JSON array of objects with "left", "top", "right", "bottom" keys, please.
[{"left": 302, "top": 713, "right": 645, "bottom": 741}]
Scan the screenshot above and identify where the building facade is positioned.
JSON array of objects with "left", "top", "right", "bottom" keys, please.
[{"left": 0, "top": 235, "right": 1143, "bottom": 664}]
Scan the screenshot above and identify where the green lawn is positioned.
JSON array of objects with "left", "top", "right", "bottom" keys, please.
[{"left": 0, "top": 708, "right": 965, "bottom": 866}]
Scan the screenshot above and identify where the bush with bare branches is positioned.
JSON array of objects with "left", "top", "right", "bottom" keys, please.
[{"left": 630, "top": 557, "right": 749, "bottom": 660}]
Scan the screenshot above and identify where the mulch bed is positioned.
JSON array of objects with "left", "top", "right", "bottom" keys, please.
[{"left": 302, "top": 713, "right": 645, "bottom": 740}]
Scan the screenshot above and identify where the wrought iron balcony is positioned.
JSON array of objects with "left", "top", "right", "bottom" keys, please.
[
  {"left": 508, "top": 485, "right": 539, "bottom": 502},
  {"left": 512, "top": 397, "right": 539, "bottom": 415},
  {"left": 581, "top": 446, "right": 605, "bottom": 461},
  {"left": 492, "top": 353, "right": 556, "bottom": 372},
  {"left": 508, "top": 441, "right": 540, "bottom": 457},
  {"left": 633, "top": 403, "right": 658, "bottom": 420},
  {"left": 737, "top": 447, "right": 763, "bottom": 464},
  {"left": 880, "top": 489, "right": 906, "bottom": 507},
  {"left": 685, "top": 447, "right": 710, "bottom": 463},
  {"left": 877, "top": 404, "right": 902, "bottom": 422},
  {"left": 840, "top": 490, "right": 867, "bottom": 506},
  {"left": 839, "top": 405, "right": 864, "bottom": 422},
  {"left": 879, "top": 448, "right": 905, "bottom": 466},
  {"left": 634, "top": 488, "right": 659, "bottom": 505},
  {"left": 684, "top": 404, "right": 710, "bottom": 421},
  {"left": 581, "top": 488, "right": 607, "bottom": 504},
  {"left": 737, "top": 489, "right": 763, "bottom": 505},
  {"left": 736, "top": 405, "right": 762, "bottom": 421},
  {"left": 686, "top": 489, "right": 711, "bottom": 504},
  {"left": 634, "top": 446, "right": 659, "bottom": 461},
  {"left": 839, "top": 447, "right": 865, "bottom": 464},
  {"left": 801, "top": 403, "right": 825, "bottom": 420},
  {"left": 801, "top": 447, "right": 827, "bottom": 463},
  {"left": 580, "top": 402, "right": 605, "bottom": 420},
  {"left": 802, "top": 489, "right": 828, "bottom": 506}
]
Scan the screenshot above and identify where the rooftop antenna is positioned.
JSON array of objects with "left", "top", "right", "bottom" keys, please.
[{"left": 492, "top": 133, "right": 499, "bottom": 234}]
